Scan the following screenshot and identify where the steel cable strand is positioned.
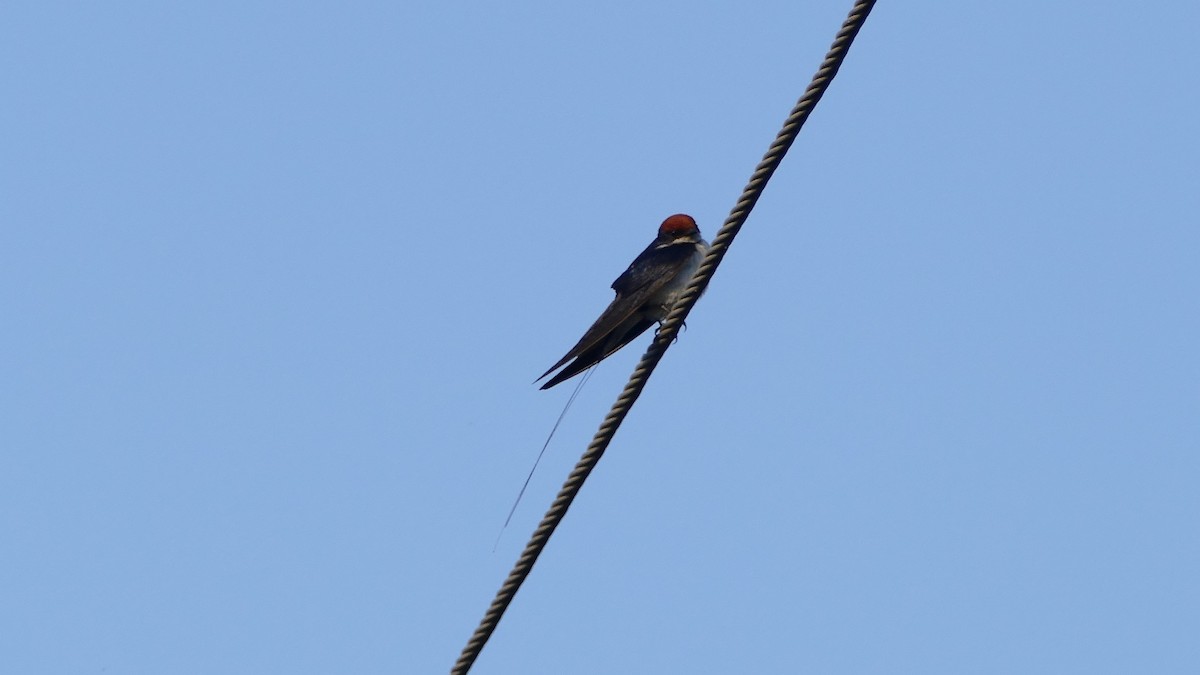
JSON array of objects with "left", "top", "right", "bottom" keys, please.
[{"left": 452, "top": 2, "right": 876, "bottom": 672}]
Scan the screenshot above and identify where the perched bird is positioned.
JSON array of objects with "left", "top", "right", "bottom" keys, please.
[{"left": 537, "top": 214, "right": 709, "bottom": 389}]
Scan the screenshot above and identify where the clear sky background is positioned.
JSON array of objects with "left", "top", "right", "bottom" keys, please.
[{"left": 3, "top": 2, "right": 1197, "bottom": 674}]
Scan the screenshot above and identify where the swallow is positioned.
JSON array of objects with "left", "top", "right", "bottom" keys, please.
[{"left": 537, "top": 214, "right": 709, "bottom": 389}]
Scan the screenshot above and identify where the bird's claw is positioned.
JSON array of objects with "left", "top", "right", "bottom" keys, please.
[{"left": 654, "top": 320, "right": 686, "bottom": 344}]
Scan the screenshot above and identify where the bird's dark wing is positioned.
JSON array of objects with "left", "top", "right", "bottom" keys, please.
[
  {"left": 538, "top": 315, "right": 656, "bottom": 389},
  {"left": 610, "top": 241, "right": 694, "bottom": 296},
  {"left": 536, "top": 293, "right": 647, "bottom": 382},
  {"left": 536, "top": 242, "right": 694, "bottom": 385}
]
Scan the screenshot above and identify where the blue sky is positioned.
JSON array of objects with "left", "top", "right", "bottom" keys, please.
[{"left": 3, "top": 2, "right": 1198, "bottom": 673}]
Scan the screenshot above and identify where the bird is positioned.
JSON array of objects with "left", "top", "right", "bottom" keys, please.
[{"left": 537, "top": 213, "right": 708, "bottom": 389}]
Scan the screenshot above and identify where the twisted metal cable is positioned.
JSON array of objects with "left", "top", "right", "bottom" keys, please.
[{"left": 452, "top": 2, "right": 877, "bottom": 672}]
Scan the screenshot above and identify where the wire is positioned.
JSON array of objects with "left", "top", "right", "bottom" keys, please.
[{"left": 452, "top": 2, "right": 878, "bottom": 672}]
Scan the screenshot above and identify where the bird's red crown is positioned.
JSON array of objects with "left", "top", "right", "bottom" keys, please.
[{"left": 658, "top": 213, "right": 698, "bottom": 235}]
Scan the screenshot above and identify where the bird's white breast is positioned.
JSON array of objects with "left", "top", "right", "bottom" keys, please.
[{"left": 650, "top": 240, "right": 709, "bottom": 312}]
